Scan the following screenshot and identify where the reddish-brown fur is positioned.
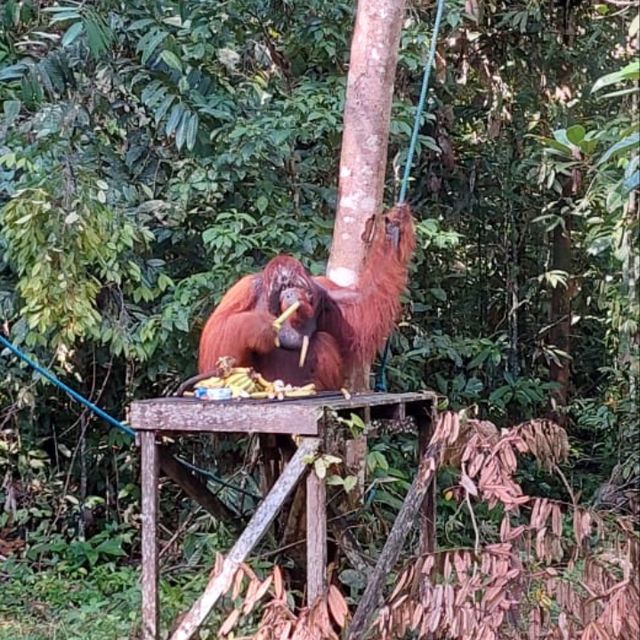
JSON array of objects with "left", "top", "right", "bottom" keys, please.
[{"left": 197, "top": 204, "right": 415, "bottom": 390}]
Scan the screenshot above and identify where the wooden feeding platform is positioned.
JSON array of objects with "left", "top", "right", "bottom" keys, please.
[{"left": 130, "top": 390, "right": 437, "bottom": 640}]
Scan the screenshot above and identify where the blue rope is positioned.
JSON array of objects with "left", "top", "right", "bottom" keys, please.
[
  {"left": 397, "top": 0, "right": 446, "bottom": 204},
  {"left": 374, "top": 340, "right": 392, "bottom": 392},
  {"left": 376, "top": 0, "right": 446, "bottom": 391},
  {"left": 0, "top": 333, "right": 260, "bottom": 499},
  {"left": 0, "top": 334, "right": 135, "bottom": 437}
]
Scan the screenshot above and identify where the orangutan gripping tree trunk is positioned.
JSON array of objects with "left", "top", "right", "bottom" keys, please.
[
  {"left": 327, "top": 0, "right": 408, "bottom": 389},
  {"left": 328, "top": 0, "right": 406, "bottom": 286}
]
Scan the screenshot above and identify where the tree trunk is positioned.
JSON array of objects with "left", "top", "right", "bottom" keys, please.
[
  {"left": 326, "top": 0, "right": 406, "bottom": 289},
  {"left": 548, "top": 219, "right": 572, "bottom": 425},
  {"left": 326, "top": 0, "right": 406, "bottom": 391}
]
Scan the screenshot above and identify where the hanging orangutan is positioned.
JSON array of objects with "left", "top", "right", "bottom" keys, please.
[{"left": 194, "top": 203, "right": 415, "bottom": 391}]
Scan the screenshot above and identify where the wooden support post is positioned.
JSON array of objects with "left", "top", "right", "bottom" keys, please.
[
  {"left": 346, "top": 432, "right": 442, "bottom": 640},
  {"left": 417, "top": 408, "right": 436, "bottom": 555},
  {"left": 306, "top": 465, "right": 327, "bottom": 604},
  {"left": 140, "top": 431, "right": 159, "bottom": 640},
  {"left": 169, "top": 438, "right": 320, "bottom": 640}
]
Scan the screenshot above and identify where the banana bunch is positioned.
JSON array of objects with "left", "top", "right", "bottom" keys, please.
[{"left": 193, "top": 366, "right": 316, "bottom": 401}]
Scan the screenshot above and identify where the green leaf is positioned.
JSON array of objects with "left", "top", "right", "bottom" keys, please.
[
  {"left": 343, "top": 476, "right": 358, "bottom": 492},
  {"left": 165, "top": 103, "right": 183, "bottom": 137},
  {"left": 175, "top": 111, "right": 190, "bottom": 150},
  {"left": 566, "top": 125, "right": 585, "bottom": 146},
  {"left": 338, "top": 569, "right": 367, "bottom": 589},
  {"left": 154, "top": 94, "right": 174, "bottom": 124},
  {"left": 598, "top": 133, "right": 640, "bottom": 165},
  {"left": 623, "top": 169, "right": 639, "bottom": 195},
  {"left": 83, "top": 13, "right": 110, "bottom": 58},
  {"left": 592, "top": 60, "right": 640, "bottom": 93},
  {"left": 160, "top": 50, "right": 182, "bottom": 71},
  {"left": 3, "top": 100, "right": 21, "bottom": 124},
  {"left": 140, "top": 30, "right": 168, "bottom": 65},
  {"left": 255, "top": 195, "right": 268, "bottom": 213},
  {"left": 314, "top": 458, "right": 327, "bottom": 479},
  {"left": 94, "top": 538, "right": 126, "bottom": 557},
  {"left": 61, "top": 21, "right": 84, "bottom": 47},
  {"left": 467, "top": 351, "right": 488, "bottom": 369},
  {"left": 553, "top": 129, "right": 576, "bottom": 151},
  {"left": 185, "top": 113, "right": 199, "bottom": 151}
]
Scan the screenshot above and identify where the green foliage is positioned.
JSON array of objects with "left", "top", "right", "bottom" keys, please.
[{"left": 0, "top": 1, "right": 638, "bottom": 628}]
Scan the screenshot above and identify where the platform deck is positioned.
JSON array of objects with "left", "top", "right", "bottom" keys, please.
[{"left": 129, "top": 391, "right": 436, "bottom": 435}]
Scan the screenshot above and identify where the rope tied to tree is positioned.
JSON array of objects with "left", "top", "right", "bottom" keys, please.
[
  {"left": 376, "top": 0, "right": 447, "bottom": 391},
  {"left": 397, "top": 0, "right": 447, "bottom": 205}
]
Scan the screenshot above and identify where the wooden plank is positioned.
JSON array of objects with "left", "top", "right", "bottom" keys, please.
[
  {"left": 169, "top": 438, "right": 320, "bottom": 640},
  {"left": 306, "top": 464, "right": 327, "bottom": 604},
  {"left": 346, "top": 426, "right": 443, "bottom": 640},
  {"left": 130, "top": 393, "right": 436, "bottom": 435},
  {"left": 317, "top": 392, "right": 433, "bottom": 412},
  {"left": 130, "top": 393, "right": 435, "bottom": 433},
  {"left": 130, "top": 398, "right": 321, "bottom": 434},
  {"left": 140, "top": 431, "right": 159, "bottom": 640}
]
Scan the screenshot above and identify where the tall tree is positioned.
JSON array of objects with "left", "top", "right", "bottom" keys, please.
[
  {"left": 327, "top": 0, "right": 406, "bottom": 289},
  {"left": 326, "top": 0, "right": 406, "bottom": 389}
]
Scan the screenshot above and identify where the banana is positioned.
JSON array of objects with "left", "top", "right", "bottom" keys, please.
[
  {"left": 225, "top": 372, "right": 253, "bottom": 387},
  {"left": 253, "top": 373, "right": 273, "bottom": 389},
  {"left": 273, "top": 301, "right": 301, "bottom": 330},
  {"left": 229, "top": 385, "right": 251, "bottom": 398},
  {"left": 195, "top": 376, "right": 225, "bottom": 388},
  {"left": 192, "top": 365, "right": 317, "bottom": 402},
  {"left": 283, "top": 388, "right": 317, "bottom": 398}
]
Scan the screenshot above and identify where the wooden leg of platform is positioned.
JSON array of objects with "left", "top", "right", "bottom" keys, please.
[
  {"left": 140, "top": 431, "right": 159, "bottom": 640},
  {"left": 417, "top": 408, "right": 436, "bottom": 555},
  {"left": 306, "top": 462, "right": 327, "bottom": 604}
]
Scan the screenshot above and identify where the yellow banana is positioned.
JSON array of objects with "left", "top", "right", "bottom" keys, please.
[
  {"left": 273, "top": 300, "right": 301, "bottom": 330},
  {"left": 225, "top": 372, "right": 253, "bottom": 387},
  {"left": 284, "top": 388, "right": 317, "bottom": 398},
  {"left": 195, "top": 376, "right": 225, "bottom": 388},
  {"left": 254, "top": 373, "right": 272, "bottom": 389}
]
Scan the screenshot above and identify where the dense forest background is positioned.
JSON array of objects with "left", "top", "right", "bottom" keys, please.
[{"left": 0, "top": 1, "right": 638, "bottom": 638}]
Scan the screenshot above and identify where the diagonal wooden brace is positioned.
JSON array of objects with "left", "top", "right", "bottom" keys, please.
[{"left": 169, "top": 437, "right": 321, "bottom": 640}]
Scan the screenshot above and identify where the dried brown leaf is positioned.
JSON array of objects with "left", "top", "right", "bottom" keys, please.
[
  {"left": 244, "top": 575, "right": 273, "bottom": 615},
  {"left": 273, "top": 565, "right": 284, "bottom": 600},
  {"left": 219, "top": 608, "right": 240, "bottom": 636},
  {"left": 327, "top": 584, "right": 349, "bottom": 628},
  {"left": 461, "top": 471, "right": 479, "bottom": 496}
]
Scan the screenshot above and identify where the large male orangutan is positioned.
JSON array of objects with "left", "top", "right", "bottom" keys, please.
[{"left": 196, "top": 203, "right": 415, "bottom": 390}]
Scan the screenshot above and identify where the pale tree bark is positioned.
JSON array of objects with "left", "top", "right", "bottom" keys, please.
[{"left": 327, "top": 0, "right": 406, "bottom": 289}]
